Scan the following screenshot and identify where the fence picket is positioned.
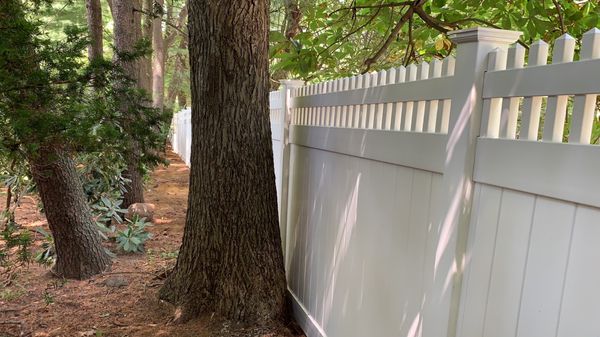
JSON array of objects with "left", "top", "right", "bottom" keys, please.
[
  {"left": 426, "top": 59, "right": 443, "bottom": 132},
  {"left": 439, "top": 56, "right": 455, "bottom": 133},
  {"left": 481, "top": 48, "right": 508, "bottom": 138},
  {"left": 500, "top": 44, "right": 525, "bottom": 139},
  {"left": 520, "top": 40, "right": 549, "bottom": 140},
  {"left": 367, "top": 72, "right": 378, "bottom": 128},
  {"left": 393, "top": 66, "right": 407, "bottom": 130},
  {"left": 542, "top": 34, "right": 576, "bottom": 142},
  {"left": 403, "top": 64, "right": 418, "bottom": 131},
  {"left": 569, "top": 28, "right": 600, "bottom": 144},
  {"left": 414, "top": 62, "right": 430, "bottom": 132},
  {"left": 384, "top": 68, "right": 397, "bottom": 129}
]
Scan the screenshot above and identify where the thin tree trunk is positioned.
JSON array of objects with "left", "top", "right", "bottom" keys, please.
[
  {"left": 3, "top": 0, "right": 111, "bottom": 280},
  {"left": 86, "top": 0, "right": 104, "bottom": 61},
  {"left": 29, "top": 145, "right": 112, "bottom": 279},
  {"left": 113, "top": 0, "right": 145, "bottom": 207},
  {"left": 140, "top": 0, "right": 153, "bottom": 94},
  {"left": 166, "top": 36, "right": 187, "bottom": 108},
  {"left": 283, "top": 0, "right": 301, "bottom": 39},
  {"left": 152, "top": 0, "right": 165, "bottom": 108},
  {"left": 160, "top": 0, "right": 288, "bottom": 324}
]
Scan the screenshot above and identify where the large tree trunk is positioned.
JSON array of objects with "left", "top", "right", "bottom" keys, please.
[
  {"left": 29, "top": 145, "right": 112, "bottom": 279},
  {"left": 160, "top": 0, "right": 288, "bottom": 324},
  {"left": 152, "top": 0, "right": 165, "bottom": 108},
  {"left": 85, "top": 0, "right": 104, "bottom": 61},
  {"left": 113, "top": 0, "right": 145, "bottom": 207}
]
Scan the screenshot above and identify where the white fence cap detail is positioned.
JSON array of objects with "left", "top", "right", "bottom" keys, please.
[{"left": 448, "top": 27, "right": 522, "bottom": 44}]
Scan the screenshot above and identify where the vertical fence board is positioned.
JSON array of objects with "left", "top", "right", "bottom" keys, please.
[
  {"left": 557, "top": 206, "right": 600, "bottom": 337},
  {"left": 516, "top": 197, "right": 575, "bottom": 337},
  {"left": 483, "top": 190, "right": 535, "bottom": 337}
]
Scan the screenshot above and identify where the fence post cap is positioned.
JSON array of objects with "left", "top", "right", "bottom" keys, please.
[
  {"left": 448, "top": 27, "right": 522, "bottom": 44},
  {"left": 281, "top": 79, "right": 305, "bottom": 88}
]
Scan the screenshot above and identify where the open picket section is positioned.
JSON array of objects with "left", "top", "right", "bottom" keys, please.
[{"left": 169, "top": 27, "right": 600, "bottom": 337}]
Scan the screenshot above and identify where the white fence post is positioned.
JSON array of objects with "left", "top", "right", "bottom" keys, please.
[
  {"left": 278, "top": 79, "right": 304, "bottom": 256},
  {"left": 435, "top": 28, "right": 522, "bottom": 337}
]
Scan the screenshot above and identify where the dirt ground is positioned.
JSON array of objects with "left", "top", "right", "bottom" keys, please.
[{"left": 0, "top": 150, "right": 304, "bottom": 337}]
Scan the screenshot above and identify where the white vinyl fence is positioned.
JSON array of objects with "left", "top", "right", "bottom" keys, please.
[
  {"left": 170, "top": 108, "right": 191, "bottom": 166},
  {"left": 170, "top": 27, "right": 600, "bottom": 337}
]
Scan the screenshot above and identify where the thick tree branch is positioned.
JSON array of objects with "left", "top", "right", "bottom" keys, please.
[
  {"left": 552, "top": 0, "right": 566, "bottom": 34},
  {"left": 134, "top": 7, "right": 186, "bottom": 35},
  {"left": 329, "top": 1, "right": 413, "bottom": 16},
  {"left": 363, "top": 0, "right": 426, "bottom": 73},
  {"left": 318, "top": 6, "right": 382, "bottom": 56},
  {"left": 164, "top": 4, "right": 188, "bottom": 49},
  {"left": 414, "top": 6, "right": 450, "bottom": 33}
]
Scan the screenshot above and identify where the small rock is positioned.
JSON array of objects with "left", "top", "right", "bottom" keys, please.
[
  {"left": 102, "top": 277, "right": 128, "bottom": 288},
  {"left": 126, "top": 203, "right": 156, "bottom": 221}
]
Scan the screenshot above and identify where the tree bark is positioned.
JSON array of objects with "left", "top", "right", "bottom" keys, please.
[
  {"left": 160, "top": 0, "right": 288, "bottom": 324},
  {"left": 29, "top": 145, "right": 112, "bottom": 279},
  {"left": 284, "top": 0, "right": 301, "bottom": 39},
  {"left": 86, "top": 0, "right": 104, "bottom": 61},
  {"left": 152, "top": 0, "right": 165, "bottom": 108},
  {"left": 141, "top": 0, "right": 153, "bottom": 93},
  {"left": 113, "top": 0, "right": 145, "bottom": 207},
  {"left": 166, "top": 35, "right": 187, "bottom": 108}
]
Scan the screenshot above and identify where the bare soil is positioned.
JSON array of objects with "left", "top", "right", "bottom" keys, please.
[{"left": 0, "top": 150, "right": 304, "bottom": 337}]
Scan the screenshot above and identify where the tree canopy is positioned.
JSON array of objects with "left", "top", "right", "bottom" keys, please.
[{"left": 269, "top": 0, "right": 600, "bottom": 81}]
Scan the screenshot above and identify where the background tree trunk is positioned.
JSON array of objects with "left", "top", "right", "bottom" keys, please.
[
  {"left": 140, "top": 0, "right": 153, "bottom": 93},
  {"left": 152, "top": 0, "right": 165, "bottom": 108},
  {"left": 160, "top": 0, "right": 288, "bottom": 324},
  {"left": 29, "top": 145, "right": 112, "bottom": 279},
  {"left": 113, "top": 0, "right": 145, "bottom": 207},
  {"left": 86, "top": 0, "right": 104, "bottom": 61},
  {"left": 166, "top": 36, "right": 187, "bottom": 108}
]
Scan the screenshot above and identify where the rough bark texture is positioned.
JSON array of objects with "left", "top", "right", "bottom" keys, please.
[
  {"left": 159, "top": 0, "right": 288, "bottom": 323},
  {"left": 86, "top": 0, "right": 104, "bottom": 61},
  {"left": 140, "top": 0, "right": 153, "bottom": 93},
  {"left": 284, "top": 0, "right": 301, "bottom": 39},
  {"left": 113, "top": 0, "right": 145, "bottom": 207},
  {"left": 29, "top": 146, "right": 112, "bottom": 279},
  {"left": 151, "top": 0, "right": 165, "bottom": 108}
]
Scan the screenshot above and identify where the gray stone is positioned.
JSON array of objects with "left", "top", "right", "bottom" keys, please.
[
  {"left": 102, "top": 277, "right": 128, "bottom": 288},
  {"left": 126, "top": 203, "right": 156, "bottom": 221}
]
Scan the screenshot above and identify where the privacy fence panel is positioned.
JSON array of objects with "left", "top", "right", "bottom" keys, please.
[
  {"left": 458, "top": 29, "right": 600, "bottom": 337},
  {"left": 170, "top": 27, "right": 600, "bottom": 337}
]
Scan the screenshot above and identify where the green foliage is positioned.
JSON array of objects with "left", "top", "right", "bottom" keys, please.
[
  {"left": 0, "top": 1, "right": 170, "bottom": 269},
  {"left": 116, "top": 215, "right": 152, "bottom": 253},
  {"left": 43, "top": 290, "right": 54, "bottom": 305},
  {"left": 0, "top": 288, "right": 26, "bottom": 301},
  {"left": 0, "top": 1, "right": 170, "bottom": 168},
  {"left": 270, "top": 0, "right": 600, "bottom": 81},
  {"left": 1, "top": 221, "right": 33, "bottom": 265},
  {"left": 34, "top": 227, "right": 55, "bottom": 266}
]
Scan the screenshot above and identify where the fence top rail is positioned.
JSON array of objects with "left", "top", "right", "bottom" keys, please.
[
  {"left": 480, "top": 28, "right": 600, "bottom": 145},
  {"left": 483, "top": 29, "right": 600, "bottom": 97},
  {"left": 289, "top": 56, "right": 455, "bottom": 108}
]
